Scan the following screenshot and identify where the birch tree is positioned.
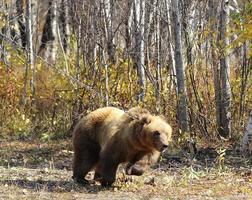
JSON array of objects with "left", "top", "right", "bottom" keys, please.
[
  {"left": 134, "top": 0, "right": 146, "bottom": 102},
  {"left": 26, "top": 0, "right": 35, "bottom": 99},
  {"left": 104, "top": 0, "right": 116, "bottom": 63},
  {"left": 16, "top": 0, "right": 26, "bottom": 48},
  {"left": 171, "top": 0, "right": 189, "bottom": 133},
  {"left": 165, "top": 0, "right": 176, "bottom": 91},
  {"left": 60, "top": 0, "right": 70, "bottom": 55},
  {"left": 39, "top": 0, "right": 58, "bottom": 63},
  {"left": 242, "top": 110, "right": 252, "bottom": 154},
  {"left": 21, "top": 0, "right": 35, "bottom": 105},
  {"left": 155, "top": 0, "right": 161, "bottom": 110},
  {"left": 0, "top": 2, "right": 10, "bottom": 68}
]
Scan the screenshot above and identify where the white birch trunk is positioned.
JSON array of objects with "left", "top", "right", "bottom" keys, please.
[
  {"left": 242, "top": 110, "right": 252, "bottom": 154},
  {"left": 104, "top": 0, "right": 115, "bottom": 63},
  {"left": 16, "top": 0, "right": 27, "bottom": 48},
  {"left": 47, "top": 0, "right": 57, "bottom": 63},
  {"left": 155, "top": 0, "right": 161, "bottom": 111},
  {"left": 26, "top": 0, "right": 35, "bottom": 101},
  {"left": 165, "top": 0, "right": 176, "bottom": 91},
  {"left": 39, "top": 0, "right": 58, "bottom": 64},
  {"left": 60, "top": 0, "right": 70, "bottom": 55},
  {"left": 0, "top": 3, "right": 10, "bottom": 67},
  {"left": 134, "top": 0, "right": 146, "bottom": 102}
]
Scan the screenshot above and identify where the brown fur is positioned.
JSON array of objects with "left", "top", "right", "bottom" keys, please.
[
  {"left": 125, "top": 107, "right": 160, "bottom": 176},
  {"left": 72, "top": 107, "right": 172, "bottom": 187}
]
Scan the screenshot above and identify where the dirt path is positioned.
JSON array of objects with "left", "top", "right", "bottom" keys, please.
[{"left": 0, "top": 140, "right": 252, "bottom": 199}]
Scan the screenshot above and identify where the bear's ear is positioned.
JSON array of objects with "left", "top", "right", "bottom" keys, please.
[
  {"left": 133, "top": 115, "right": 151, "bottom": 134},
  {"left": 140, "top": 115, "right": 151, "bottom": 124}
]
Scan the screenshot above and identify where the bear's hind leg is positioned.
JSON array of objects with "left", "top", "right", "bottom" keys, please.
[
  {"left": 98, "top": 153, "right": 120, "bottom": 187},
  {"left": 100, "top": 161, "right": 119, "bottom": 187},
  {"left": 73, "top": 141, "right": 100, "bottom": 184}
]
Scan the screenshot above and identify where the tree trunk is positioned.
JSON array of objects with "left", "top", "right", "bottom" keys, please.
[
  {"left": 208, "top": 0, "right": 222, "bottom": 138},
  {"left": 39, "top": 0, "right": 58, "bottom": 64},
  {"left": 21, "top": 0, "right": 35, "bottom": 105},
  {"left": 0, "top": 2, "right": 10, "bottom": 68},
  {"left": 60, "top": 0, "right": 70, "bottom": 55},
  {"left": 16, "top": 0, "right": 27, "bottom": 48},
  {"left": 104, "top": 0, "right": 116, "bottom": 63},
  {"left": 69, "top": 2, "right": 84, "bottom": 137},
  {"left": 155, "top": 0, "right": 161, "bottom": 111},
  {"left": 242, "top": 110, "right": 252, "bottom": 155},
  {"left": 165, "top": 0, "right": 176, "bottom": 92},
  {"left": 218, "top": 0, "right": 231, "bottom": 138},
  {"left": 125, "top": 0, "right": 133, "bottom": 58},
  {"left": 134, "top": 0, "right": 146, "bottom": 102},
  {"left": 171, "top": 0, "right": 189, "bottom": 133}
]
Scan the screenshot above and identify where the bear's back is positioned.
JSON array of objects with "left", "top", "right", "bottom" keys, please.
[{"left": 86, "top": 107, "right": 125, "bottom": 148}]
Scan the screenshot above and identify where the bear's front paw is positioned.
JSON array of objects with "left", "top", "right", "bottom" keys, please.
[
  {"left": 126, "top": 164, "right": 144, "bottom": 176},
  {"left": 72, "top": 176, "right": 89, "bottom": 185}
]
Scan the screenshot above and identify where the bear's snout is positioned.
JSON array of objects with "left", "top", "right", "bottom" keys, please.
[{"left": 154, "top": 140, "right": 169, "bottom": 152}]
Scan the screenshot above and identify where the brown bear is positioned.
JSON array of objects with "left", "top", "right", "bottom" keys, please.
[{"left": 72, "top": 106, "right": 172, "bottom": 187}]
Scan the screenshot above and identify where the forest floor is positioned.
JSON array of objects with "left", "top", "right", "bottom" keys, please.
[{"left": 0, "top": 139, "right": 252, "bottom": 200}]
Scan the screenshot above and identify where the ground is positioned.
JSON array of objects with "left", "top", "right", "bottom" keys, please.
[{"left": 0, "top": 139, "right": 252, "bottom": 200}]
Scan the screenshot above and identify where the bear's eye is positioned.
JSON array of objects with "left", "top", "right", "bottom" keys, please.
[{"left": 153, "top": 131, "right": 160, "bottom": 138}]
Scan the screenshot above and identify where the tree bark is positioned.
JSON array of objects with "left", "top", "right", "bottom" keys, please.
[
  {"left": 0, "top": 2, "right": 10, "bottom": 68},
  {"left": 171, "top": 0, "right": 189, "bottom": 133},
  {"left": 165, "top": 0, "right": 176, "bottom": 92},
  {"left": 208, "top": 0, "right": 222, "bottom": 138},
  {"left": 218, "top": 0, "right": 231, "bottom": 138},
  {"left": 155, "top": 0, "right": 161, "bottom": 111},
  {"left": 16, "top": 0, "right": 27, "bottom": 48},
  {"left": 21, "top": 0, "right": 35, "bottom": 105},
  {"left": 242, "top": 110, "right": 252, "bottom": 155},
  {"left": 125, "top": 0, "right": 133, "bottom": 58},
  {"left": 60, "top": 0, "right": 70, "bottom": 55},
  {"left": 104, "top": 0, "right": 116, "bottom": 63},
  {"left": 134, "top": 0, "right": 146, "bottom": 102},
  {"left": 39, "top": 0, "right": 58, "bottom": 64}
]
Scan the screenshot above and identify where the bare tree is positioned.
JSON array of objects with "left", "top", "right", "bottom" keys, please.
[
  {"left": 125, "top": 0, "right": 133, "bottom": 57},
  {"left": 16, "top": 0, "right": 26, "bottom": 48},
  {"left": 155, "top": 0, "right": 161, "bottom": 111},
  {"left": 103, "top": 0, "right": 116, "bottom": 63},
  {"left": 134, "top": 0, "right": 146, "bottom": 102},
  {"left": 242, "top": 110, "right": 252, "bottom": 154},
  {"left": 171, "top": 0, "right": 189, "bottom": 133},
  {"left": 21, "top": 0, "right": 35, "bottom": 105},
  {"left": 59, "top": 0, "right": 70, "bottom": 55},
  {"left": 0, "top": 2, "right": 10, "bottom": 68},
  {"left": 218, "top": 0, "right": 231, "bottom": 138},
  {"left": 39, "top": 0, "right": 58, "bottom": 63},
  {"left": 208, "top": 0, "right": 222, "bottom": 138},
  {"left": 165, "top": 0, "right": 176, "bottom": 91}
]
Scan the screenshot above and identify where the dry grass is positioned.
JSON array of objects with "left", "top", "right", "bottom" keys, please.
[{"left": 0, "top": 139, "right": 252, "bottom": 200}]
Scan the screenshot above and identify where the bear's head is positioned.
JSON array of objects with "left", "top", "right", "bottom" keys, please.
[{"left": 132, "top": 114, "right": 172, "bottom": 152}]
